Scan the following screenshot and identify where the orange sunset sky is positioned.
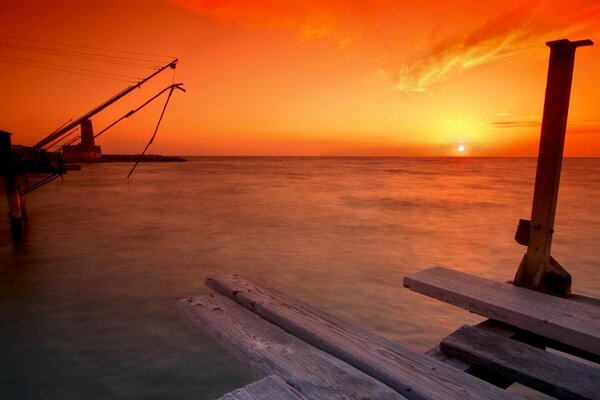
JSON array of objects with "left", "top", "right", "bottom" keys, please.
[{"left": 1, "top": 0, "right": 599, "bottom": 156}]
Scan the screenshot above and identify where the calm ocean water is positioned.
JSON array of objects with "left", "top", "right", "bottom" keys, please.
[{"left": 1, "top": 157, "right": 599, "bottom": 399}]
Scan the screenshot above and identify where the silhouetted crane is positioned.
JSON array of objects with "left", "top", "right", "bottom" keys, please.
[{"left": 1, "top": 58, "right": 184, "bottom": 240}]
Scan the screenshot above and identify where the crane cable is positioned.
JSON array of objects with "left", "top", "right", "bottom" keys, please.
[
  {"left": 60, "top": 83, "right": 184, "bottom": 149},
  {"left": 127, "top": 83, "right": 185, "bottom": 178}
]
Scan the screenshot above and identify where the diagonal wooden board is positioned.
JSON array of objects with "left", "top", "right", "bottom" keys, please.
[
  {"left": 403, "top": 266, "right": 600, "bottom": 357},
  {"left": 178, "top": 293, "right": 408, "bottom": 400},
  {"left": 218, "top": 375, "right": 309, "bottom": 400},
  {"left": 206, "top": 274, "right": 521, "bottom": 400},
  {"left": 441, "top": 325, "right": 600, "bottom": 400}
]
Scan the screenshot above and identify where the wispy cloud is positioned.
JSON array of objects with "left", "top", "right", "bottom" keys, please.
[
  {"left": 396, "top": 6, "right": 536, "bottom": 93},
  {"left": 170, "top": 0, "right": 599, "bottom": 92},
  {"left": 488, "top": 117, "right": 600, "bottom": 136},
  {"left": 488, "top": 120, "right": 540, "bottom": 128},
  {"left": 396, "top": 1, "right": 600, "bottom": 92}
]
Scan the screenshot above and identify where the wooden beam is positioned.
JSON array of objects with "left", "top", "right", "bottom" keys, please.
[
  {"left": 218, "top": 375, "right": 308, "bottom": 400},
  {"left": 403, "top": 267, "right": 600, "bottom": 356},
  {"left": 178, "top": 293, "right": 408, "bottom": 400},
  {"left": 441, "top": 325, "right": 600, "bottom": 400},
  {"left": 206, "top": 274, "right": 521, "bottom": 400},
  {"left": 425, "top": 345, "right": 471, "bottom": 371},
  {"left": 475, "top": 319, "right": 600, "bottom": 365},
  {"left": 427, "top": 319, "right": 555, "bottom": 389},
  {"left": 426, "top": 344, "right": 516, "bottom": 390},
  {"left": 515, "top": 39, "right": 593, "bottom": 295}
]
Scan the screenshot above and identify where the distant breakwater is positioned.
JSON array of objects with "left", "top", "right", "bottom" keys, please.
[{"left": 99, "top": 154, "right": 186, "bottom": 162}]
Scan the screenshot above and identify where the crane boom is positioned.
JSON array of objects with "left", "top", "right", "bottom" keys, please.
[{"left": 32, "top": 58, "right": 178, "bottom": 151}]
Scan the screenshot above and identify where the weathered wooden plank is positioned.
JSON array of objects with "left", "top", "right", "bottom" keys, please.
[
  {"left": 441, "top": 325, "right": 600, "bottom": 400},
  {"left": 425, "top": 344, "right": 514, "bottom": 390},
  {"left": 218, "top": 375, "right": 308, "bottom": 400},
  {"left": 425, "top": 345, "right": 471, "bottom": 370},
  {"left": 206, "top": 274, "right": 521, "bottom": 400},
  {"left": 403, "top": 267, "right": 600, "bottom": 356},
  {"left": 426, "top": 320, "right": 521, "bottom": 390},
  {"left": 476, "top": 319, "right": 599, "bottom": 364},
  {"left": 570, "top": 294, "right": 600, "bottom": 308},
  {"left": 475, "top": 320, "right": 546, "bottom": 350},
  {"left": 178, "top": 293, "right": 407, "bottom": 400}
]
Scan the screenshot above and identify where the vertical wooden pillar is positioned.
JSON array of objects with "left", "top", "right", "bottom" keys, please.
[
  {"left": 514, "top": 39, "right": 593, "bottom": 295},
  {"left": 1, "top": 131, "right": 26, "bottom": 240}
]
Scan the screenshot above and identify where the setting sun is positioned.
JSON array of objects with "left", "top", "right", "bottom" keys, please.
[
  {"left": 0, "top": 0, "right": 599, "bottom": 157},
  {"left": 1, "top": 2, "right": 600, "bottom": 399}
]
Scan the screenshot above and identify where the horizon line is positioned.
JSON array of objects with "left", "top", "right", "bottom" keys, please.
[{"left": 171, "top": 155, "right": 600, "bottom": 159}]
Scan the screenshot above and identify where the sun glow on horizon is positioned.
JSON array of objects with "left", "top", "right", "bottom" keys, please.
[{"left": 0, "top": 1, "right": 599, "bottom": 156}]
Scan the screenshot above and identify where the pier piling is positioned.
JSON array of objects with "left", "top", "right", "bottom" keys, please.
[
  {"left": 514, "top": 39, "right": 594, "bottom": 295},
  {"left": 1, "top": 131, "right": 27, "bottom": 240}
]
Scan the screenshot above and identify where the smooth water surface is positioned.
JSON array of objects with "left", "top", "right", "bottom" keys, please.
[{"left": 1, "top": 157, "right": 599, "bottom": 399}]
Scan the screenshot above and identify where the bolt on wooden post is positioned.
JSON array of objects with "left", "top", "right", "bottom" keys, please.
[{"left": 514, "top": 39, "right": 593, "bottom": 296}]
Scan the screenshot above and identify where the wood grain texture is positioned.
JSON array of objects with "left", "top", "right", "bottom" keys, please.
[
  {"left": 218, "top": 375, "right": 308, "bottom": 400},
  {"left": 206, "top": 274, "right": 521, "bottom": 400},
  {"left": 475, "top": 319, "right": 599, "bottom": 363},
  {"left": 425, "top": 344, "right": 514, "bottom": 390},
  {"left": 441, "top": 325, "right": 600, "bottom": 400},
  {"left": 403, "top": 267, "right": 600, "bottom": 356},
  {"left": 425, "top": 345, "right": 471, "bottom": 371},
  {"left": 178, "top": 293, "right": 407, "bottom": 400}
]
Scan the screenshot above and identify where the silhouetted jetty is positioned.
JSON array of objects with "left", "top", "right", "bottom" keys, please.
[
  {"left": 1, "top": 58, "right": 185, "bottom": 240},
  {"left": 100, "top": 154, "right": 186, "bottom": 163},
  {"left": 62, "top": 154, "right": 186, "bottom": 165},
  {"left": 177, "top": 39, "right": 599, "bottom": 399}
]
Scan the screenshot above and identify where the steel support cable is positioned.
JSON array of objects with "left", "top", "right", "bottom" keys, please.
[
  {"left": 0, "top": 34, "right": 174, "bottom": 60},
  {"left": 0, "top": 58, "right": 137, "bottom": 82},
  {"left": 61, "top": 134, "right": 80, "bottom": 148},
  {"left": 44, "top": 119, "right": 74, "bottom": 149},
  {"left": 0, "top": 41, "right": 168, "bottom": 65},
  {"left": 48, "top": 128, "right": 79, "bottom": 151},
  {"left": 32, "top": 58, "right": 178, "bottom": 151},
  {"left": 0, "top": 54, "right": 141, "bottom": 80},
  {"left": 127, "top": 83, "right": 185, "bottom": 178},
  {"left": 0, "top": 47, "right": 160, "bottom": 69},
  {"left": 0, "top": 48, "right": 161, "bottom": 70},
  {"left": 22, "top": 174, "right": 62, "bottom": 195},
  {"left": 59, "top": 84, "right": 183, "bottom": 151},
  {"left": 93, "top": 83, "right": 185, "bottom": 143}
]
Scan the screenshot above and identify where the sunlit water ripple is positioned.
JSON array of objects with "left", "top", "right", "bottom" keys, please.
[{"left": 1, "top": 157, "right": 599, "bottom": 399}]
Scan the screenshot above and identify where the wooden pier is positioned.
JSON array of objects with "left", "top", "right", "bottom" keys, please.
[
  {"left": 177, "top": 39, "right": 598, "bottom": 399},
  {"left": 2, "top": 59, "right": 183, "bottom": 240},
  {"left": 179, "top": 273, "right": 599, "bottom": 400}
]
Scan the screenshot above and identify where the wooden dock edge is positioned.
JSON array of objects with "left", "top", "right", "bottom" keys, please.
[
  {"left": 217, "top": 375, "right": 308, "bottom": 400},
  {"left": 177, "top": 270, "right": 598, "bottom": 400},
  {"left": 441, "top": 325, "right": 600, "bottom": 400},
  {"left": 205, "top": 274, "right": 520, "bottom": 400},
  {"left": 403, "top": 266, "right": 600, "bottom": 356},
  {"left": 177, "top": 293, "right": 408, "bottom": 400},
  {"left": 404, "top": 266, "right": 600, "bottom": 400}
]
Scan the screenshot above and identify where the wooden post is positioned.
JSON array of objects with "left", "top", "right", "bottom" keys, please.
[
  {"left": 1, "top": 131, "right": 26, "bottom": 240},
  {"left": 514, "top": 39, "right": 593, "bottom": 295}
]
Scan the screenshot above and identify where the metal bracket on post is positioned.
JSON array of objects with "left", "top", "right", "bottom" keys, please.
[{"left": 514, "top": 39, "right": 593, "bottom": 296}]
